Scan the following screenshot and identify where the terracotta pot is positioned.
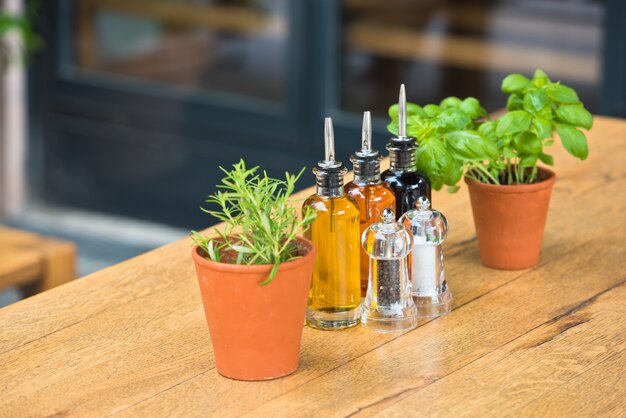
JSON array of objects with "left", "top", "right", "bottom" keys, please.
[
  {"left": 464, "top": 167, "right": 556, "bottom": 270},
  {"left": 192, "top": 237, "right": 316, "bottom": 381}
]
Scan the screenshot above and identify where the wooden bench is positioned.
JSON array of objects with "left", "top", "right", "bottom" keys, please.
[{"left": 0, "top": 226, "right": 76, "bottom": 297}]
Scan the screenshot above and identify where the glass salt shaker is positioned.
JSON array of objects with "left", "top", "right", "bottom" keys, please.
[
  {"left": 361, "top": 207, "right": 417, "bottom": 332},
  {"left": 400, "top": 196, "right": 452, "bottom": 318}
]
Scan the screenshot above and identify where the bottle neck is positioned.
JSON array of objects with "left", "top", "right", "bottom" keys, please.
[
  {"left": 353, "top": 174, "right": 381, "bottom": 185},
  {"left": 314, "top": 165, "right": 346, "bottom": 198},
  {"left": 352, "top": 154, "right": 382, "bottom": 185},
  {"left": 387, "top": 138, "right": 416, "bottom": 172}
]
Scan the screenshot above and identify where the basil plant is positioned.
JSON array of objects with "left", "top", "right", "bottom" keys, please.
[{"left": 388, "top": 70, "right": 592, "bottom": 191}]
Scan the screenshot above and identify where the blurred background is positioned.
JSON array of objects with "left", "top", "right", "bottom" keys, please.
[{"left": 1, "top": 0, "right": 624, "bottom": 305}]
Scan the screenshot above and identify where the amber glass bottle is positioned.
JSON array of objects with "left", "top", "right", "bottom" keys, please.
[
  {"left": 345, "top": 111, "right": 395, "bottom": 296},
  {"left": 381, "top": 84, "right": 431, "bottom": 218},
  {"left": 303, "top": 117, "right": 361, "bottom": 330}
]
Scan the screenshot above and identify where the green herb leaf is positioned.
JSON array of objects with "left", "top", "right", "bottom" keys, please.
[
  {"left": 388, "top": 102, "right": 425, "bottom": 119},
  {"left": 523, "top": 89, "right": 549, "bottom": 113},
  {"left": 532, "top": 116, "right": 553, "bottom": 140},
  {"left": 459, "top": 97, "right": 487, "bottom": 119},
  {"left": 445, "top": 130, "right": 497, "bottom": 160},
  {"left": 547, "top": 84, "right": 579, "bottom": 104},
  {"left": 423, "top": 104, "right": 442, "bottom": 118},
  {"left": 532, "top": 69, "right": 551, "bottom": 87},
  {"left": 507, "top": 94, "right": 524, "bottom": 111},
  {"left": 431, "top": 108, "right": 472, "bottom": 131},
  {"left": 556, "top": 124, "right": 589, "bottom": 160},
  {"left": 538, "top": 153, "right": 554, "bottom": 165},
  {"left": 444, "top": 158, "right": 464, "bottom": 187},
  {"left": 501, "top": 74, "right": 531, "bottom": 93},
  {"left": 415, "top": 138, "right": 453, "bottom": 191},
  {"left": 439, "top": 96, "right": 462, "bottom": 109},
  {"left": 260, "top": 260, "right": 280, "bottom": 286},
  {"left": 496, "top": 110, "right": 532, "bottom": 137},
  {"left": 520, "top": 154, "right": 538, "bottom": 167},
  {"left": 503, "top": 147, "right": 516, "bottom": 159},
  {"left": 513, "top": 132, "right": 542, "bottom": 154},
  {"left": 556, "top": 104, "right": 593, "bottom": 130},
  {"left": 477, "top": 120, "right": 497, "bottom": 141},
  {"left": 231, "top": 245, "right": 254, "bottom": 253}
]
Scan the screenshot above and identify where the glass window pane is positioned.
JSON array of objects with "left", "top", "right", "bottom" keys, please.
[
  {"left": 73, "top": 0, "right": 289, "bottom": 101},
  {"left": 341, "top": 0, "right": 604, "bottom": 115}
]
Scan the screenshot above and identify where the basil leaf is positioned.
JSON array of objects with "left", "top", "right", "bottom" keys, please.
[
  {"left": 440, "top": 96, "right": 462, "bottom": 109},
  {"left": 388, "top": 103, "right": 425, "bottom": 119},
  {"left": 406, "top": 103, "right": 425, "bottom": 117},
  {"left": 501, "top": 74, "right": 531, "bottom": 93},
  {"left": 460, "top": 97, "right": 487, "bottom": 119},
  {"left": 532, "top": 69, "right": 551, "bottom": 87},
  {"left": 523, "top": 89, "right": 548, "bottom": 113},
  {"left": 423, "top": 104, "right": 442, "bottom": 118},
  {"left": 431, "top": 108, "right": 472, "bottom": 131},
  {"left": 520, "top": 154, "right": 538, "bottom": 167},
  {"left": 503, "top": 147, "right": 516, "bottom": 159},
  {"left": 496, "top": 110, "right": 532, "bottom": 137},
  {"left": 478, "top": 120, "right": 497, "bottom": 142},
  {"left": 548, "top": 84, "right": 579, "bottom": 104},
  {"left": 556, "top": 104, "right": 593, "bottom": 130},
  {"left": 507, "top": 94, "right": 524, "bottom": 111},
  {"left": 444, "top": 158, "right": 464, "bottom": 186},
  {"left": 445, "top": 130, "right": 497, "bottom": 160},
  {"left": 513, "top": 132, "right": 542, "bottom": 154},
  {"left": 538, "top": 153, "right": 554, "bottom": 166},
  {"left": 532, "top": 116, "right": 552, "bottom": 140},
  {"left": 415, "top": 138, "right": 453, "bottom": 191},
  {"left": 556, "top": 124, "right": 589, "bottom": 160}
]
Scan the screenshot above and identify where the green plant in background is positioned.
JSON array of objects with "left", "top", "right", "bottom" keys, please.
[
  {"left": 388, "top": 96, "right": 495, "bottom": 192},
  {"left": 191, "top": 160, "right": 317, "bottom": 285},
  {"left": 486, "top": 69, "right": 592, "bottom": 184},
  {"left": 0, "top": 0, "right": 42, "bottom": 67},
  {"left": 388, "top": 69, "right": 592, "bottom": 191}
]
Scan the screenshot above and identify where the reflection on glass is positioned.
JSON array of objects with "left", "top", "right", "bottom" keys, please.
[
  {"left": 341, "top": 0, "right": 604, "bottom": 114},
  {"left": 74, "top": 0, "right": 288, "bottom": 101}
]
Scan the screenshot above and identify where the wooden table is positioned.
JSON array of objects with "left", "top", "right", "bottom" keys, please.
[{"left": 1, "top": 116, "right": 624, "bottom": 417}]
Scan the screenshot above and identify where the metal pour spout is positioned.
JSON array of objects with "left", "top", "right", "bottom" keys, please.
[
  {"left": 398, "top": 84, "right": 407, "bottom": 138},
  {"left": 361, "top": 111, "right": 372, "bottom": 153},
  {"left": 324, "top": 117, "right": 335, "bottom": 163}
]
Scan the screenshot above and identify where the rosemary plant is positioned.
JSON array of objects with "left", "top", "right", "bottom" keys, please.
[{"left": 191, "top": 160, "right": 317, "bottom": 285}]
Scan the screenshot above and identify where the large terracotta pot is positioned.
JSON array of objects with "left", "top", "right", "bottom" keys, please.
[
  {"left": 465, "top": 167, "right": 556, "bottom": 270},
  {"left": 192, "top": 237, "right": 316, "bottom": 381}
]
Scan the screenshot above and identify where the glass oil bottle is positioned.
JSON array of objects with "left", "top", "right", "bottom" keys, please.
[
  {"left": 361, "top": 207, "right": 417, "bottom": 332},
  {"left": 400, "top": 196, "right": 452, "bottom": 318},
  {"left": 303, "top": 117, "right": 361, "bottom": 330},
  {"left": 345, "top": 111, "right": 396, "bottom": 297},
  {"left": 381, "top": 84, "right": 431, "bottom": 218}
]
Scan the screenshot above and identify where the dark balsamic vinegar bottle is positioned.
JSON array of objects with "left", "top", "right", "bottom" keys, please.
[{"left": 381, "top": 84, "right": 432, "bottom": 218}]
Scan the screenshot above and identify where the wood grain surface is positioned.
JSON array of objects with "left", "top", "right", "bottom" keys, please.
[{"left": 0, "top": 116, "right": 624, "bottom": 417}]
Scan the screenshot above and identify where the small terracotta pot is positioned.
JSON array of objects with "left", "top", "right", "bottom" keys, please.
[
  {"left": 465, "top": 167, "right": 556, "bottom": 270},
  {"left": 192, "top": 237, "right": 316, "bottom": 381}
]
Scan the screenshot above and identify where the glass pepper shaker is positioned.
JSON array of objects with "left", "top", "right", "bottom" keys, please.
[
  {"left": 361, "top": 207, "right": 417, "bottom": 332},
  {"left": 400, "top": 196, "right": 452, "bottom": 318}
]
